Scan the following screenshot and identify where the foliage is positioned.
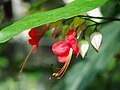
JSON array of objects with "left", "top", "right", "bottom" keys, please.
[
  {"left": 0, "top": 0, "right": 107, "bottom": 43},
  {"left": 0, "top": 0, "right": 120, "bottom": 90}
]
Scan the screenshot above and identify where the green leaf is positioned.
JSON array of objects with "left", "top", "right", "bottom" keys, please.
[
  {"left": 52, "top": 19, "right": 120, "bottom": 90},
  {"left": 0, "top": 0, "right": 107, "bottom": 43}
]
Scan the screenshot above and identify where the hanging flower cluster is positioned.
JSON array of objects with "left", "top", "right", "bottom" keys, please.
[
  {"left": 49, "top": 17, "right": 102, "bottom": 80},
  {"left": 28, "top": 26, "right": 47, "bottom": 50},
  {"left": 19, "top": 17, "right": 103, "bottom": 80},
  {"left": 50, "top": 30, "right": 80, "bottom": 79}
]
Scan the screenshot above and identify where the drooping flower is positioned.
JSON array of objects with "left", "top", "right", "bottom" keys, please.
[
  {"left": 18, "top": 25, "right": 47, "bottom": 78},
  {"left": 28, "top": 25, "right": 47, "bottom": 50},
  {"left": 49, "top": 30, "right": 80, "bottom": 80},
  {"left": 52, "top": 30, "right": 79, "bottom": 62}
]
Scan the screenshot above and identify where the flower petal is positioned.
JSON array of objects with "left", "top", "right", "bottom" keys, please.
[
  {"left": 67, "top": 29, "right": 76, "bottom": 40},
  {"left": 28, "top": 26, "right": 47, "bottom": 51},
  {"left": 67, "top": 38, "right": 80, "bottom": 57},
  {"left": 29, "top": 28, "right": 37, "bottom": 37},
  {"left": 52, "top": 41, "right": 70, "bottom": 56},
  {"left": 58, "top": 55, "right": 69, "bottom": 63},
  {"left": 37, "top": 29, "right": 46, "bottom": 36},
  {"left": 28, "top": 37, "right": 40, "bottom": 45},
  {"left": 58, "top": 48, "right": 73, "bottom": 63}
]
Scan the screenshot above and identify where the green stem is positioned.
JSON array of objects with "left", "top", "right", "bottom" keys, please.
[
  {"left": 86, "top": 21, "right": 110, "bottom": 29},
  {"left": 80, "top": 15, "right": 120, "bottom": 21}
]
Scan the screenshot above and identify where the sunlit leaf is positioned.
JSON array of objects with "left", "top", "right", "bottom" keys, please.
[{"left": 0, "top": 0, "right": 107, "bottom": 43}]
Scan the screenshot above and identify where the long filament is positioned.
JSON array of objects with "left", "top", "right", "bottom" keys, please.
[
  {"left": 18, "top": 46, "right": 34, "bottom": 78},
  {"left": 49, "top": 48, "right": 73, "bottom": 80}
]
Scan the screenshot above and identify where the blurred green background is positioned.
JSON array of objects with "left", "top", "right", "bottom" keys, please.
[{"left": 0, "top": 0, "right": 120, "bottom": 90}]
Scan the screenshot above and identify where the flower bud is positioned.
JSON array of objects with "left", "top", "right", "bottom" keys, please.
[
  {"left": 70, "top": 17, "right": 85, "bottom": 29},
  {"left": 90, "top": 32, "right": 102, "bottom": 52},
  {"left": 78, "top": 40, "right": 89, "bottom": 58}
]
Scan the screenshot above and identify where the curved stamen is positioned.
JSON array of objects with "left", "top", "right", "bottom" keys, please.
[
  {"left": 57, "top": 56, "right": 71, "bottom": 80},
  {"left": 49, "top": 48, "right": 73, "bottom": 80}
]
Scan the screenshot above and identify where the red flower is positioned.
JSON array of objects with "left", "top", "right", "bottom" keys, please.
[
  {"left": 18, "top": 26, "right": 47, "bottom": 78},
  {"left": 52, "top": 29, "right": 80, "bottom": 63},
  {"left": 49, "top": 30, "right": 80, "bottom": 80},
  {"left": 28, "top": 26, "right": 47, "bottom": 50}
]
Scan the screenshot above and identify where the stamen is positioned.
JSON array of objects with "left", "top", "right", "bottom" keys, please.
[
  {"left": 18, "top": 46, "right": 34, "bottom": 78},
  {"left": 49, "top": 76, "right": 56, "bottom": 80},
  {"left": 54, "top": 58, "right": 70, "bottom": 77},
  {"left": 49, "top": 48, "right": 73, "bottom": 80},
  {"left": 57, "top": 57, "right": 71, "bottom": 79}
]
